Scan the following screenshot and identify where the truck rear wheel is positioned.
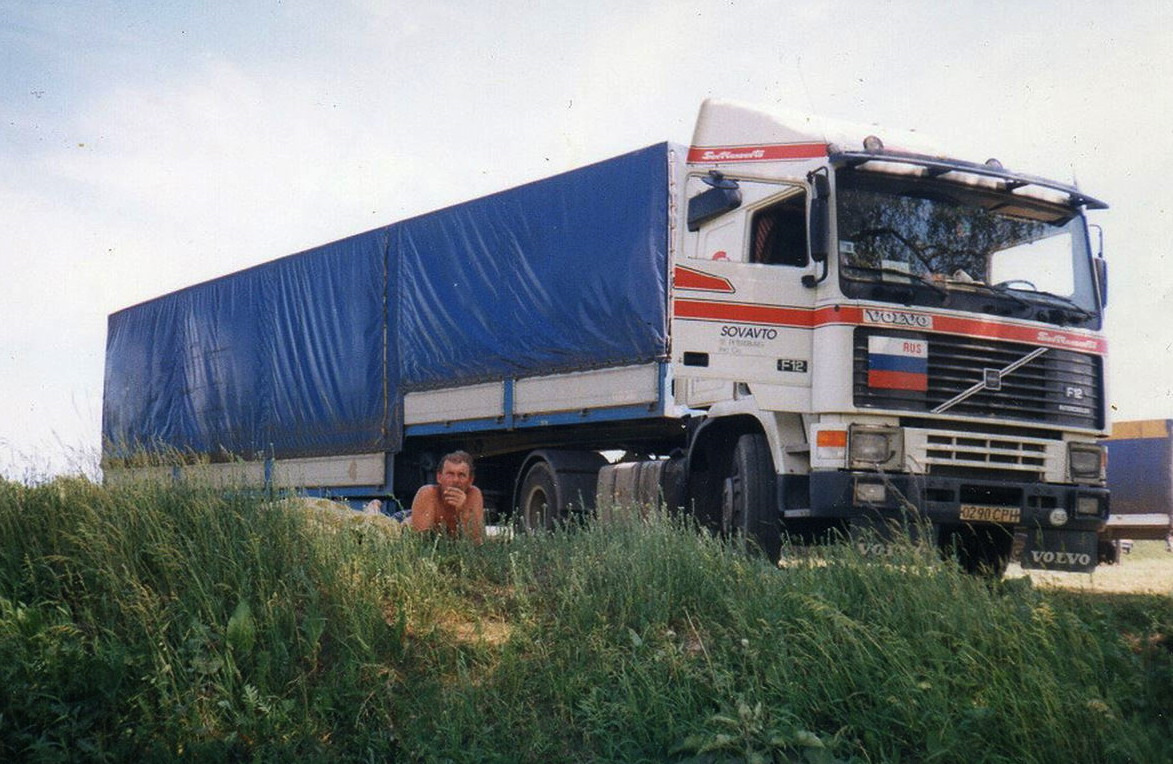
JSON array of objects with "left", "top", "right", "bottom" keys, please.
[
  {"left": 519, "top": 461, "right": 559, "bottom": 531},
  {"left": 722, "top": 433, "right": 781, "bottom": 562},
  {"left": 515, "top": 450, "right": 607, "bottom": 532},
  {"left": 1097, "top": 538, "right": 1120, "bottom": 565}
]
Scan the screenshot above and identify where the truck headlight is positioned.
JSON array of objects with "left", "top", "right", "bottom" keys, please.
[
  {"left": 1068, "top": 442, "right": 1105, "bottom": 483},
  {"left": 849, "top": 425, "right": 903, "bottom": 470}
]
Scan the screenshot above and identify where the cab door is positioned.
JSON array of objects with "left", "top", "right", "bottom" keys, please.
[{"left": 673, "top": 176, "right": 816, "bottom": 411}]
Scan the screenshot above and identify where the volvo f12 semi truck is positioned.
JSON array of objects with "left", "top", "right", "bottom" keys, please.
[{"left": 103, "top": 99, "right": 1110, "bottom": 574}]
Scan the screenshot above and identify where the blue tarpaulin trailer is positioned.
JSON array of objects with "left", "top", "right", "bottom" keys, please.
[{"left": 103, "top": 143, "right": 675, "bottom": 504}]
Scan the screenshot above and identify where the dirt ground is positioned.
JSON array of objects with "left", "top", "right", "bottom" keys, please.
[{"left": 1008, "top": 540, "right": 1173, "bottom": 594}]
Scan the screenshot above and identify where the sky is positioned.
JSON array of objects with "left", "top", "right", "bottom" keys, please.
[{"left": 2, "top": 0, "right": 1171, "bottom": 479}]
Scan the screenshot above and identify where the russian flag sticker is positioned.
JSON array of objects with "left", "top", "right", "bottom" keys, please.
[{"left": 868, "top": 336, "right": 928, "bottom": 391}]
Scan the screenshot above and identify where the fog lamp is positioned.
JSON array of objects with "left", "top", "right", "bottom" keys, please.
[
  {"left": 854, "top": 481, "right": 887, "bottom": 504},
  {"left": 1068, "top": 443, "right": 1105, "bottom": 482},
  {"left": 1048, "top": 508, "right": 1069, "bottom": 527},
  {"left": 1075, "top": 496, "right": 1101, "bottom": 516}
]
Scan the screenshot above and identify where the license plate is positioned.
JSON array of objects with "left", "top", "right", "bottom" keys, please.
[{"left": 959, "top": 504, "right": 1021, "bottom": 524}]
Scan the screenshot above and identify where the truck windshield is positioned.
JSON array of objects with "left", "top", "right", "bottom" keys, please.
[{"left": 835, "top": 170, "right": 1100, "bottom": 327}]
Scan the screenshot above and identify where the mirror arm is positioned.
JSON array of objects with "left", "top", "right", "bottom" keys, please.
[{"left": 802, "top": 260, "right": 828, "bottom": 288}]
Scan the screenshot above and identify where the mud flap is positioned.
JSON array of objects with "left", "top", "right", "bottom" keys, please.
[{"left": 1017, "top": 529, "right": 1097, "bottom": 573}]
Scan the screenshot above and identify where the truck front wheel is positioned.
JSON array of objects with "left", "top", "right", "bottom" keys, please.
[
  {"left": 945, "top": 524, "right": 1013, "bottom": 577},
  {"left": 722, "top": 433, "right": 781, "bottom": 562}
]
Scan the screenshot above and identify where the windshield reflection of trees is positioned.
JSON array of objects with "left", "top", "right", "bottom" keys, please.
[{"left": 836, "top": 184, "right": 1064, "bottom": 284}]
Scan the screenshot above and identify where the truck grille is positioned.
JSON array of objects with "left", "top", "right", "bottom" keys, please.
[
  {"left": 907, "top": 430, "right": 1055, "bottom": 480},
  {"left": 853, "top": 329, "right": 1103, "bottom": 429}
]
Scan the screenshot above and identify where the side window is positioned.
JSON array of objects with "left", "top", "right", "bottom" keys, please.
[{"left": 750, "top": 194, "right": 808, "bottom": 267}]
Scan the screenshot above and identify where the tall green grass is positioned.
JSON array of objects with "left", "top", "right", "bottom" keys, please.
[{"left": 1, "top": 478, "right": 1169, "bottom": 762}]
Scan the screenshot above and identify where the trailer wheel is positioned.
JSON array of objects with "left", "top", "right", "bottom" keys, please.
[
  {"left": 722, "top": 433, "right": 781, "bottom": 561},
  {"left": 518, "top": 461, "right": 560, "bottom": 532}
]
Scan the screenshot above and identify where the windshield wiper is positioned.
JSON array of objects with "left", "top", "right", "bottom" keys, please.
[
  {"left": 992, "top": 281, "right": 1095, "bottom": 325},
  {"left": 842, "top": 264, "right": 949, "bottom": 303},
  {"left": 960, "top": 281, "right": 1034, "bottom": 313}
]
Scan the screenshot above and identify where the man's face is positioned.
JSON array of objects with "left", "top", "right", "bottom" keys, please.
[{"left": 436, "top": 459, "right": 473, "bottom": 491}]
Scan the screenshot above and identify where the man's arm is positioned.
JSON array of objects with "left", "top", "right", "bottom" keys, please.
[
  {"left": 462, "top": 487, "right": 486, "bottom": 544},
  {"left": 409, "top": 486, "right": 436, "bottom": 533}
]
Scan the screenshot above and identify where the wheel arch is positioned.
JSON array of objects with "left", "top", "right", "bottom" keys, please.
[
  {"left": 687, "top": 409, "right": 789, "bottom": 476},
  {"left": 512, "top": 448, "right": 608, "bottom": 518}
]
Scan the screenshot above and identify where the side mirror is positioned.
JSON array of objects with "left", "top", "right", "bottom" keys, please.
[
  {"left": 687, "top": 171, "right": 742, "bottom": 232},
  {"left": 808, "top": 172, "right": 830, "bottom": 263},
  {"left": 1094, "top": 256, "right": 1108, "bottom": 306},
  {"left": 1089, "top": 223, "right": 1106, "bottom": 306},
  {"left": 802, "top": 171, "right": 831, "bottom": 288}
]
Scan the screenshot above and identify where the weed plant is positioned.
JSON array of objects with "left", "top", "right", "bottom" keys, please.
[{"left": 0, "top": 478, "right": 1169, "bottom": 762}]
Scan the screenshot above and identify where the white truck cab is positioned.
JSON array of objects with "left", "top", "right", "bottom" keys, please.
[{"left": 659, "top": 99, "right": 1108, "bottom": 573}]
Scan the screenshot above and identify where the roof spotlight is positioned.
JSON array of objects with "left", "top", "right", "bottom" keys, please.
[
  {"left": 985, "top": 157, "right": 1004, "bottom": 170},
  {"left": 863, "top": 135, "right": 884, "bottom": 152}
]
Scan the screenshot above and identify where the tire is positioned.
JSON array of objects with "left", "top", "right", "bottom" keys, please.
[
  {"left": 518, "top": 461, "right": 559, "bottom": 532},
  {"left": 950, "top": 524, "right": 1013, "bottom": 577},
  {"left": 722, "top": 433, "right": 781, "bottom": 561},
  {"left": 1097, "top": 538, "right": 1119, "bottom": 565}
]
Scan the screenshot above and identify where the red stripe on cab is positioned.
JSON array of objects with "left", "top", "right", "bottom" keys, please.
[{"left": 673, "top": 266, "right": 735, "bottom": 293}]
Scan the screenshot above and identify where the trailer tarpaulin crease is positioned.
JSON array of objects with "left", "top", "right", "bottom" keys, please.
[
  {"left": 104, "top": 228, "right": 393, "bottom": 460},
  {"left": 397, "top": 143, "right": 670, "bottom": 389}
]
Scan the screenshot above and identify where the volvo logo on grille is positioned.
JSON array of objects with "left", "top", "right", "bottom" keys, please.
[{"left": 933, "top": 347, "right": 1050, "bottom": 415}]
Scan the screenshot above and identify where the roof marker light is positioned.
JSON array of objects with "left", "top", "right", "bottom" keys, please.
[
  {"left": 984, "top": 158, "right": 1004, "bottom": 170},
  {"left": 863, "top": 135, "right": 884, "bottom": 152}
]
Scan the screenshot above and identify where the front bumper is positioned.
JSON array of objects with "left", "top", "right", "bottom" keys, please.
[
  {"left": 786, "top": 470, "right": 1106, "bottom": 571},
  {"left": 803, "top": 470, "right": 1105, "bottom": 528}
]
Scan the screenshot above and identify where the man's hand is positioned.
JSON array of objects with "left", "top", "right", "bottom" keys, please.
[{"left": 441, "top": 486, "right": 467, "bottom": 509}]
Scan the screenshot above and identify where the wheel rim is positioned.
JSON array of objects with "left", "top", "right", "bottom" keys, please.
[{"left": 524, "top": 486, "right": 551, "bottom": 531}]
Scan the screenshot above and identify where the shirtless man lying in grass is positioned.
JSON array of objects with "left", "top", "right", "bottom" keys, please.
[{"left": 409, "top": 450, "right": 485, "bottom": 544}]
